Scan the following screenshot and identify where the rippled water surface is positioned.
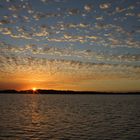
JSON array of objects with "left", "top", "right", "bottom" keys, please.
[{"left": 0, "top": 94, "right": 140, "bottom": 140}]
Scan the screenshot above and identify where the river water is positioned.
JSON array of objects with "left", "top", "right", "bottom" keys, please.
[{"left": 0, "top": 94, "right": 140, "bottom": 140}]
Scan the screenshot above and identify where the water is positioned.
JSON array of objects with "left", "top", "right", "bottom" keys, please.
[{"left": 0, "top": 94, "right": 140, "bottom": 140}]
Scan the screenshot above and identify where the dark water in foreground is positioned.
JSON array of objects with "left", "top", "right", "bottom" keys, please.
[{"left": 0, "top": 94, "right": 140, "bottom": 140}]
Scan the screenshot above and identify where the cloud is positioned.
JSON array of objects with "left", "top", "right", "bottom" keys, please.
[
  {"left": 115, "top": 6, "right": 125, "bottom": 13},
  {"left": 1, "top": 41, "right": 139, "bottom": 64},
  {"left": 0, "top": 19, "right": 11, "bottom": 25},
  {"left": 33, "top": 12, "right": 46, "bottom": 20},
  {"left": 0, "top": 41, "right": 140, "bottom": 81},
  {"left": 68, "top": 8, "right": 79, "bottom": 15},
  {"left": 0, "top": 27, "right": 13, "bottom": 35},
  {"left": 84, "top": 4, "right": 93, "bottom": 12},
  {"left": 8, "top": 5, "right": 19, "bottom": 11},
  {"left": 100, "top": 3, "right": 111, "bottom": 10},
  {"left": 33, "top": 26, "right": 49, "bottom": 37}
]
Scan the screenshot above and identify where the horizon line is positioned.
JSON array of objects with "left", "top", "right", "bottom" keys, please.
[{"left": 0, "top": 89, "right": 140, "bottom": 94}]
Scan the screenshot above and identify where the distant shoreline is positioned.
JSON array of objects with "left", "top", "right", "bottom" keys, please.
[{"left": 0, "top": 90, "right": 139, "bottom": 94}]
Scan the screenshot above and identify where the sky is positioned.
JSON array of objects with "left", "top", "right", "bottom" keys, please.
[{"left": 0, "top": 0, "right": 140, "bottom": 92}]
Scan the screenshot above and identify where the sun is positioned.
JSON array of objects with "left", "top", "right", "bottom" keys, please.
[{"left": 32, "top": 87, "right": 37, "bottom": 91}]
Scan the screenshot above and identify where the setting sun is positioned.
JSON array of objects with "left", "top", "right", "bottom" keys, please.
[{"left": 32, "top": 88, "right": 37, "bottom": 91}]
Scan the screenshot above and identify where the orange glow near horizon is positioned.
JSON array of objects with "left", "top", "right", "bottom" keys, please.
[{"left": 0, "top": 77, "right": 140, "bottom": 92}]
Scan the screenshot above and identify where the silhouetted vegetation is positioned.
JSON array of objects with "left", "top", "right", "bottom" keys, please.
[{"left": 0, "top": 89, "right": 139, "bottom": 94}]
